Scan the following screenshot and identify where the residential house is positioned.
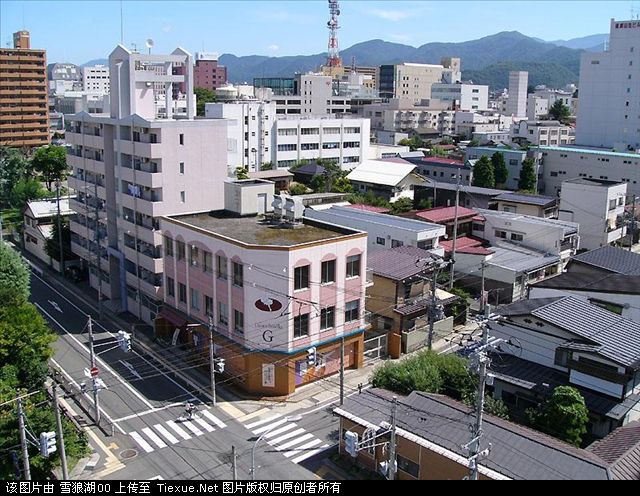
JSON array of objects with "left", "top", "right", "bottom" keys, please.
[
  {"left": 23, "top": 197, "right": 74, "bottom": 270},
  {"left": 565, "top": 246, "right": 640, "bottom": 277},
  {"left": 346, "top": 159, "right": 427, "bottom": 202},
  {"left": 409, "top": 206, "right": 484, "bottom": 239},
  {"left": 511, "top": 120, "right": 575, "bottom": 147},
  {"left": 414, "top": 182, "right": 504, "bottom": 210},
  {"left": 405, "top": 157, "right": 472, "bottom": 186},
  {"left": 491, "top": 192, "right": 559, "bottom": 218},
  {"left": 586, "top": 420, "right": 640, "bottom": 480}
]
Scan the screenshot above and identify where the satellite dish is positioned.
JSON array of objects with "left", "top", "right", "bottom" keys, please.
[{"left": 145, "top": 38, "right": 154, "bottom": 54}]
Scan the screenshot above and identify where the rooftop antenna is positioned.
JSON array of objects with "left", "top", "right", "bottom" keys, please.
[
  {"left": 146, "top": 38, "right": 154, "bottom": 55},
  {"left": 131, "top": 42, "right": 138, "bottom": 53},
  {"left": 120, "top": 0, "right": 124, "bottom": 44},
  {"left": 326, "top": 0, "right": 342, "bottom": 68}
]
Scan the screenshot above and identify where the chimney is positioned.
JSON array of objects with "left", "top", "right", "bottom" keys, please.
[{"left": 13, "top": 30, "right": 30, "bottom": 49}]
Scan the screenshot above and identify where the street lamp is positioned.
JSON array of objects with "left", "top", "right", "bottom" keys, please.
[{"left": 251, "top": 414, "right": 303, "bottom": 480}]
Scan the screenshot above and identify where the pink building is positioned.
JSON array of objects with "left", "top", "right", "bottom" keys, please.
[
  {"left": 157, "top": 183, "right": 368, "bottom": 396},
  {"left": 193, "top": 52, "right": 227, "bottom": 91}
]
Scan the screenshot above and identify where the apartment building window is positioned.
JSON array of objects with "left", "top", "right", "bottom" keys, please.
[
  {"left": 609, "top": 199, "right": 617, "bottom": 210},
  {"left": 179, "top": 134, "right": 184, "bottom": 145},
  {"left": 278, "top": 128, "right": 297, "bottom": 136},
  {"left": 190, "top": 288, "right": 200, "bottom": 311},
  {"left": 180, "top": 191, "right": 186, "bottom": 203},
  {"left": 164, "top": 236, "right": 174, "bottom": 257},
  {"left": 321, "top": 260, "right": 336, "bottom": 284},
  {"left": 179, "top": 162, "right": 185, "bottom": 174},
  {"left": 301, "top": 143, "right": 319, "bottom": 151},
  {"left": 391, "top": 240, "right": 403, "bottom": 248},
  {"left": 203, "top": 251, "right": 212, "bottom": 273},
  {"left": 218, "top": 302, "right": 228, "bottom": 326},
  {"left": 189, "top": 245, "right": 199, "bottom": 267},
  {"left": 233, "top": 261, "right": 243, "bottom": 287},
  {"left": 205, "top": 295, "right": 213, "bottom": 317},
  {"left": 495, "top": 230, "right": 507, "bottom": 239},
  {"left": 234, "top": 310, "right": 244, "bottom": 334},
  {"left": 511, "top": 233, "right": 524, "bottom": 242},
  {"left": 376, "top": 237, "right": 386, "bottom": 246},
  {"left": 320, "top": 307, "right": 335, "bottom": 330},
  {"left": 301, "top": 128, "right": 319, "bottom": 135},
  {"left": 324, "top": 127, "right": 340, "bottom": 134},
  {"left": 217, "top": 255, "right": 228, "bottom": 280},
  {"left": 277, "top": 144, "right": 297, "bottom": 152},
  {"left": 343, "top": 142, "right": 360, "bottom": 148},
  {"left": 176, "top": 241, "right": 186, "bottom": 261},
  {"left": 345, "top": 300, "right": 359, "bottom": 323},
  {"left": 344, "top": 127, "right": 360, "bottom": 134},
  {"left": 322, "top": 142, "right": 340, "bottom": 150},
  {"left": 166, "top": 276, "right": 175, "bottom": 297},
  {"left": 346, "top": 255, "right": 361, "bottom": 277},
  {"left": 294, "top": 314, "right": 309, "bottom": 338},
  {"left": 178, "top": 283, "right": 187, "bottom": 304},
  {"left": 294, "top": 265, "right": 310, "bottom": 290}
]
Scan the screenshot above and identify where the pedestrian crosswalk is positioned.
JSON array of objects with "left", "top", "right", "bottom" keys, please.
[
  {"left": 243, "top": 414, "right": 330, "bottom": 465},
  {"left": 128, "top": 409, "right": 228, "bottom": 453}
]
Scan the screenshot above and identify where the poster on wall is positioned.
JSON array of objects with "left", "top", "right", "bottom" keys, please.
[{"left": 262, "top": 363, "right": 275, "bottom": 388}]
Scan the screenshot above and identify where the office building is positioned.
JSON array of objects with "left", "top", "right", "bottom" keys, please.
[{"left": 506, "top": 71, "right": 528, "bottom": 118}]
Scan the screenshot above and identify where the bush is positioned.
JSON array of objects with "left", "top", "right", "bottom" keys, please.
[{"left": 288, "top": 182, "right": 308, "bottom": 195}]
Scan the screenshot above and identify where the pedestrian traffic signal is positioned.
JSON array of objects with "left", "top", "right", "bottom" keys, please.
[
  {"left": 39, "top": 431, "right": 57, "bottom": 457},
  {"left": 307, "top": 347, "right": 316, "bottom": 367},
  {"left": 344, "top": 430, "right": 358, "bottom": 458},
  {"left": 214, "top": 358, "right": 225, "bottom": 373},
  {"left": 117, "top": 330, "right": 132, "bottom": 352}
]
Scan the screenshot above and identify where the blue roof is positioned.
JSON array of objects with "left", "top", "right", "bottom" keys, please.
[
  {"left": 467, "top": 146, "right": 526, "bottom": 156},
  {"left": 539, "top": 146, "right": 640, "bottom": 159}
]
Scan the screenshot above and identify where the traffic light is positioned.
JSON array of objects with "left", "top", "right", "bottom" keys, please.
[
  {"left": 117, "top": 330, "right": 132, "bottom": 352},
  {"left": 344, "top": 430, "right": 358, "bottom": 458},
  {"left": 214, "top": 358, "right": 225, "bottom": 373},
  {"left": 39, "top": 431, "right": 57, "bottom": 457},
  {"left": 307, "top": 347, "right": 316, "bottom": 368}
]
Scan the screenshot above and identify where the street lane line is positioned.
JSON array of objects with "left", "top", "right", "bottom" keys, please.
[
  {"left": 113, "top": 402, "right": 186, "bottom": 422},
  {"left": 274, "top": 433, "right": 314, "bottom": 451},
  {"left": 129, "top": 431, "right": 154, "bottom": 453},
  {"left": 284, "top": 438, "right": 323, "bottom": 458},
  {"left": 153, "top": 424, "right": 179, "bottom": 445},
  {"left": 166, "top": 421, "right": 191, "bottom": 440},
  {"left": 36, "top": 303, "right": 154, "bottom": 410},
  {"left": 194, "top": 417, "right": 215, "bottom": 433},
  {"left": 182, "top": 421, "right": 204, "bottom": 436},
  {"left": 291, "top": 444, "right": 330, "bottom": 464},
  {"left": 264, "top": 423, "right": 298, "bottom": 439},
  {"left": 267, "top": 428, "right": 305, "bottom": 446},
  {"left": 201, "top": 410, "right": 227, "bottom": 429},
  {"left": 252, "top": 417, "right": 289, "bottom": 434},
  {"left": 245, "top": 414, "right": 282, "bottom": 430},
  {"left": 141, "top": 427, "right": 167, "bottom": 449}
]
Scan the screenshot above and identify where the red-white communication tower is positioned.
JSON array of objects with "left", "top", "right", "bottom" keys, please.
[{"left": 326, "top": 0, "right": 342, "bottom": 67}]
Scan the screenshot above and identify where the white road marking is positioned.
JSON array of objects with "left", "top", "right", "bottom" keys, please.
[
  {"left": 291, "top": 444, "right": 330, "bottom": 464},
  {"left": 153, "top": 424, "right": 179, "bottom": 445},
  {"left": 129, "top": 431, "right": 154, "bottom": 453},
  {"left": 182, "top": 421, "right": 204, "bottom": 436},
  {"left": 245, "top": 414, "right": 282, "bottom": 430},
  {"left": 268, "top": 428, "right": 306, "bottom": 446},
  {"left": 120, "top": 360, "right": 143, "bottom": 381},
  {"left": 252, "top": 417, "right": 289, "bottom": 434},
  {"left": 112, "top": 402, "right": 186, "bottom": 422},
  {"left": 141, "top": 427, "right": 167, "bottom": 449},
  {"left": 200, "top": 410, "right": 227, "bottom": 429},
  {"left": 194, "top": 417, "right": 215, "bottom": 432},
  {"left": 166, "top": 421, "right": 191, "bottom": 440},
  {"left": 48, "top": 300, "right": 62, "bottom": 313},
  {"left": 283, "top": 438, "right": 323, "bottom": 458},
  {"left": 274, "top": 433, "right": 314, "bottom": 451},
  {"left": 264, "top": 423, "right": 298, "bottom": 439}
]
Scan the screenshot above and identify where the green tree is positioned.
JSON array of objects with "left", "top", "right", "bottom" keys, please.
[
  {"left": 8, "top": 178, "right": 52, "bottom": 209},
  {"left": 468, "top": 138, "right": 480, "bottom": 148},
  {"left": 0, "top": 148, "right": 30, "bottom": 208},
  {"left": 348, "top": 191, "right": 390, "bottom": 209},
  {"left": 518, "top": 157, "right": 537, "bottom": 192},
  {"left": 45, "top": 216, "right": 75, "bottom": 264},
  {"left": 429, "top": 145, "right": 447, "bottom": 157},
  {"left": 194, "top": 87, "right": 216, "bottom": 117},
  {"left": 31, "top": 145, "right": 69, "bottom": 191},
  {"left": 440, "top": 136, "right": 454, "bottom": 145},
  {"left": 399, "top": 136, "right": 424, "bottom": 152},
  {"left": 472, "top": 156, "right": 496, "bottom": 188},
  {"left": 484, "top": 395, "right": 510, "bottom": 420},
  {"left": 416, "top": 198, "right": 432, "bottom": 210},
  {"left": 331, "top": 176, "right": 352, "bottom": 194},
  {"left": 0, "top": 243, "right": 30, "bottom": 304},
  {"left": 288, "top": 182, "right": 308, "bottom": 195},
  {"left": 491, "top": 152, "right": 509, "bottom": 187},
  {"left": 526, "top": 386, "right": 589, "bottom": 446},
  {"left": 260, "top": 162, "right": 273, "bottom": 171},
  {"left": 235, "top": 167, "right": 249, "bottom": 180},
  {"left": 548, "top": 100, "right": 571, "bottom": 123},
  {"left": 310, "top": 174, "right": 327, "bottom": 193},
  {"left": 389, "top": 197, "right": 414, "bottom": 215}
]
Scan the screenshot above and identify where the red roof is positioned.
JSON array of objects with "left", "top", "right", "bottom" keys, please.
[
  {"left": 439, "top": 236, "right": 492, "bottom": 255},
  {"left": 420, "top": 157, "right": 464, "bottom": 166},
  {"left": 415, "top": 206, "right": 479, "bottom": 223},
  {"left": 346, "top": 204, "right": 391, "bottom": 214}
]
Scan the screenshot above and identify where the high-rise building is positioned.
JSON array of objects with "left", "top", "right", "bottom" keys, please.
[
  {"left": 379, "top": 63, "right": 445, "bottom": 104},
  {"left": 506, "top": 71, "right": 528, "bottom": 118},
  {"left": 82, "top": 65, "right": 110, "bottom": 94},
  {"left": 576, "top": 19, "right": 640, "bottom": 151},
  {"left": 0, "top": 30, "right": 49, "bottom": 147},
  {"left": 66, "top": 45, "right": 228, "bottom": 323},
  {"left": 193, "top": 52, "right": 227, "bottom": 91}
]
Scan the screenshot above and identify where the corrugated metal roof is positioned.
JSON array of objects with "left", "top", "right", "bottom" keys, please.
[
  {"left": 26, "top": 197, "right": 74, "bottom": 218},
  {"left": 367, "top": 246, "right": 436, "bottom": 281},
  {"left": 571, "top": 246, "right": 640, "bottom": 276},
  {"left": 415, "top": 206, "right": 479, "bottom": 223},
  {"left": 346, "top": 159, "right": 417, "bottom": 186},
  {"left": 494, "top": 192, "right": 558, "bottom": 207},
  {"left": 539, "top": 145, "right": 640, "bottom": 159},
  {"left": 487, "top": 245, "right": 561, "bottom": 273}
]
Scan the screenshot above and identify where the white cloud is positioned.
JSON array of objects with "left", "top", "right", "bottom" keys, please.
[
  {"left": 162, "top": 25, "right": 173, "bottom": 33},
  {"left": 267, "top": 44, "right": 280, "bottom": 52},
  {"left": 369, "top": 9, "right": 411, "bottom": 22}
]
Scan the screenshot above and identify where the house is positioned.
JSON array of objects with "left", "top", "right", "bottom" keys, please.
[
  {"left": 248, "top": 170, "right": 293, "bottom": 193},
  {"left": 491, "top": 192, "right": 559, "bottom": 218},
  {"left": 346, "top": 159, "right": 427, "bottom": 202},
  {"left": 565, "top": 245, "right": 640, "bottom": 277},
  {"left": 488, "top": 296, "right": 640, "bottom": 438},
  {"left": 366, "top": 246, "right": 459, "bottom": 358},
  {"left": 511, "top": 119, "right": 575, "bottom": 147},
  {"left": 586, "top": 420, "right": 640, "bottom": 480},
  {"left": 23, "top": 196, "right": 74, "bottom": 270},
  {"left": 414, "top": 181, "right": 504, "bottom": 209},
  {"left": 409, "top": 205, "right": 484, "bottom": 239},
  {"left": 559, "top": 178, "right": 627, "bottom": 250},
  {"left": 405, "top": 156, "right": 473, "bottom": 186},
  {"left": 305, "top": 205, "right": 445, "bottom": 254},
  {"left": 334, "top": 388, "right": 611, "bottom": 480}
]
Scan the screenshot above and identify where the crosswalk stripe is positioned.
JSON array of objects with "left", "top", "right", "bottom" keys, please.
[
  {"left": 284, "top": 438, "right": 323, "bottom": 458},
  {"left": 245, "top": 414, "right": 282, "bottom": 430},
  {"left": 291, "top": 444, "right": 330, "bottom": 464},
  {"left": 274, "top": 433, "right": 314, "bottom": 451},
  {"left": 154, "top": 424, "right": 179, "bottom": 444},
  {"left": 264, "top": 423, "right": 298, "bottom": 439},
  {"left": 166, "top": 421, "right": 191, "bottom": 440},
  {"left": 201, "top": 410, "right": 227, "bottom": 429},
  {"left": 253, "top": 418, "right": 289, "bottom": 434},
  {"left": 268, "top": 428, "right": 306, "bottom": 446},
  {"left": 182, "top": 420, "right": 204, "bottom": 436},
  {"left": 194, "top": 417, "right": 215, "bottom": 432},
  {"left": 142, "top": 427, "right": 167, "bottom": 449},
  {"left": 130, "top": 431, "right": 154, "bottom": 453}
]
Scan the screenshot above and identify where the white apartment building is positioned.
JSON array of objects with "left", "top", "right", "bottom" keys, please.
[
  {"left": 430, "top": 83, "right": 489, "bottom": 111},
  {"left": 576, "top": 19, "right": 640, "bottom": 151},
  {"left": 82, "top": 65, "right": 110, "bottom": 94},
  {"left": 533, "top": 86, "right": 576, "bottom": 114},
  {"left": 269, "top": 73, "right": 350, "bottom": 116},
  {"left": 527, "top": 94, "right": 549, "bottom": 120},
  {"left": 559, "top": 178, "right": 627, "bottom": 250},
  {"left": 506, "top": 71, "right": 528, "bottom": 118},
  {"left": 360, "top": 99, "right": 455, "bottom": 136},
  {"left": 66, "top": 45, "right": 228, "bottom": 323},
  {"left": 539, "top": 145, "right": 640, "bottom": 197},
  {"left": 511, "top": 120, "right": 575, "bottom": 146},
  {"left": 380, "top": 63, "right": 445, "bottom": 104}
]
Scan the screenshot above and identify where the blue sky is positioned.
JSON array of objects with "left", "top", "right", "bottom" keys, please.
[{"left": 0, "top": 1, "right": 635, "bottom": 64}]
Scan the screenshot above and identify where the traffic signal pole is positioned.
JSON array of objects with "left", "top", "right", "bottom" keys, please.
[
  {"left": 87, "top": 315, "right": 100, "bottom": 425},
  {"left": 17, "top": 396, "right": 31, "bottom": 480},
  {"left": 52, "top": 382, "right": 69, "bottom": 480},
  {"left": 208, "top": 316, "right": 217, "bottom": 407}
]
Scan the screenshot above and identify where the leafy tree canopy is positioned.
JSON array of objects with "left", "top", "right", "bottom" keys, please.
[
  {"left": 194, "top": 87, "right": 216, "bottom": 117},
  {"left": 472, "top": 156, "right": 496, "bottom": 188},
  {"left": 491, "top": 152, "right": 509, "bottom": 187},
  {"left": 31, "top": 146, "right": 69, "bottom": 191},
  {"left": 0, "top": 244, "right": 30, "bottom": 304},
  {"left": 518, "top": 157, "right": 537, "bottom": 192}
]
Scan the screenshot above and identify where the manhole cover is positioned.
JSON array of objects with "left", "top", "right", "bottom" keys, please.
[{"left": 120, "top": 449, "right": 138, "bottom": 460}]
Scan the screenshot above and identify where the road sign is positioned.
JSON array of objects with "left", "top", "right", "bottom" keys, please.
[{"left": 90, "top": 366, "right": 99, "bottom": 377}]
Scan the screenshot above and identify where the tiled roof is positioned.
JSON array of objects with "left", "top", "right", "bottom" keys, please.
[
  {"left": 415, "top": 206, "right": 480, "bottom": 223},
  {"left": 570, "top": 246, "right": 640, "bottom": 275},
  {"left": 439, "top": 236, "right": 493, "bottom": 255},
  {"left": 531, "top": 272, "right": 640, "bottom": 295},
  {"left": 420, "top": 157, "right": 465, "bottom": 166},
  {"left": 367, "top": 246, "right": 437, "bottom": 281},
  {"left": 588, "top": 421, "right": 640, "bottom": 480}
]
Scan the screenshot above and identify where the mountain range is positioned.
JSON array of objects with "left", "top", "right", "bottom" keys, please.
[{"left": 81, "top": 31, "right": 607, "bottom": 90}]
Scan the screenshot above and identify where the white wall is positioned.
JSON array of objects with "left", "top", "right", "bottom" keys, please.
[{"left": 570, "top": 370, "right": 624, "bottom": 398}]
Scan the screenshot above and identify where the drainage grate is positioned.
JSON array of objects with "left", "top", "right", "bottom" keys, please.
[{"left": 120, "top": 449, "right": 138, "bottom": 460}]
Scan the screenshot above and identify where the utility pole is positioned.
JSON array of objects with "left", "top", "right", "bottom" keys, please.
[
  {"left": 17, "top": 396, "right": 31, "bottom": 480},
  {"left": 340, "top": 336, "right": 345, "bottom": 406},
  {"left": 387, "top": 396, "right": 398, "bottom": 480},
  {"left": 208, "top": 316, "right": 216, "bottom": 407},
  {"left": 55, "top": 180, "right": 65, "bottom": 276},
  {"left": 87, "top": 316, "right": 100, "bottom": 425},
  {"left": 428, "top": 266, "right": 439, "bottom": 351},
  {"left": 629, "top": 195, "right": 637, "bottom": 252},
  {"left": 449, "top": 169, "right": 461, "bottom": 290},
  {"left": 51, "top": 381, "right": 69, "bottom": 480},
  {"left": 231, "top": 445, "right": 237, "bottom": 481},
  {"left": 480, "top": 261, "right": 487, "bottom": 313},
  {"left": 469, "top": 325, "right": 489, "bottom": 481}
]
